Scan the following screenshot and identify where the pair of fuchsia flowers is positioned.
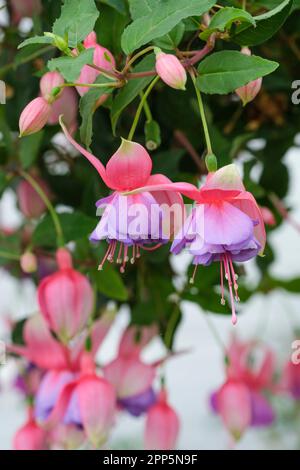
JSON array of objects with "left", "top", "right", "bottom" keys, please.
[{"left": 60, "top": 119, "right": 266, "bottom": 325}]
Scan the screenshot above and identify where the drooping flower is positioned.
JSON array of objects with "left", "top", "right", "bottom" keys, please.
[
  {"left": 13, "top": 408, "right": 47, "bottom": 450},
  {"left": 170, "top": 164, "right": 266, "bottom": 324},
  {"left": 19, "top": 97, "right": 52, "bottom": 137},
  {"left": 42, "top": 354, "right": 116, "bottom": 449},
  {"left": 155, "top": 49, "right": 187, "bottom": 90},
  {"left": 74, "top": 31, "right": 115, "bottom": 98},
  {"left": 235, "top": 47, "right": 262, "bottom": 106},
  {"left": 144, "top": 389, "right": 180, "bottom": 450},
  {"left": 210, "top": 337, "right": 276, "bottom": 441},
  {"left": 17, "top": 175, "right": 51, "bottom": 219},
  {"left": 37, "top": 248, "right": 94, "bottom": 342},
  {"left": 60, "top": 119, "right": 186, "bottom": 272},
  {"left": 48, "top": 423, "right": 85, "bottom": 450}
]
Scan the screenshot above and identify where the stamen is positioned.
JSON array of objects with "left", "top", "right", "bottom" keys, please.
[
  {"left": 116, "top": 242, "right": 123, "bottom": 264},
  {"left": 224, "top": 254, "right": 237, "bottom": 325},
  {"left": 136, "top": 245, "right": 141, "bottom": 259},
  {"left": 229, "top": 257, "right": 240, "bottom": 302},
  {"left": 130, "top": 245, "right": 136, "bottom": 264},
  {"left": 108, "top": 240, "right": 117, "bottom": 263},
  {"left": 140, "top": 243, "right": 162, "bottom": 252},
  {"left": 120, "top": 245, "right": 129, "bottom": 273},
  {"left": 220, "top": 260, "right": 225, "bottom": 305},
  {"left": 98, "top": 244, "right": 112, "bottom": 270},
  {"left": 189, "top": 264, "right": 198, "bottom": 284}
]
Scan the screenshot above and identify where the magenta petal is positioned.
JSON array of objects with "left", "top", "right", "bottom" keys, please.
[{"left": 250, "top": 392, "right": 275, "bottom": 427}]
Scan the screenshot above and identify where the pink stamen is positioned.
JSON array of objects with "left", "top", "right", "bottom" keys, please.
[
  {"left": 220, "top": 260, "right": 225, "bottom": 305},
  {"left": 228, "top": 257, "right": 240, "bottom": 301},
  {"left": 108, "top": 240, "right": 117, "bottom": 263},
  {"left": 140, "top": 243, "right": 162, "bottom": 252},
  {"left": 136, "top": 245, "right": 141, "bottom": 259},
  {"left": 131, "top": 245, "right": 136, "bottom": 264},
  {"left": 224, "top": 254, "right": 237, "bottom": 325},
  {"left": 190, "top": 264, "right": 198, "bottom": 284},
  {"left": 120, "top": 245, "right": 129, "bottom": 273},
  {"left": 116, "top": 243, "right": 123, "bottom": 264},
  {"left": 98, "top": 244, "right": 112, "bottom": 270}
]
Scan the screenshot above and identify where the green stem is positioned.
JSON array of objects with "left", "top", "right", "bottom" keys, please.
[
  {"left": 19, "top": 171, "right": 64, "bottom": 247},
  {"left": 123, "top": 46, "right": 155, "bottom": 74},
  {"left": 60, "top": 81, "right": 120, "bottom": 89},
  {"left": 141, "top": 93, "right": 152, "bottom": 122},
  {"left": 0, "top": 45, "right": 54, "bottom": 78},
  {"left": 164, "top": 304, "right": 181, "bottom": 350},
  {"left": 127, "top": 75, "right": 159, "bottom": 141},
  {"left": 0, "top": 251, "right": 20, "bottom": 261},
  {"left": 191, "top": 74, "right": 213, "bottom": 155}
]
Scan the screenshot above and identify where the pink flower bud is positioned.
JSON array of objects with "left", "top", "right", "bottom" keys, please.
[
  {"left": 235, "top": 47, "right": 262, "bottom": 106},
  {"left": 19, "top": 97, "right": 52, "bottom": 136},
  {"left": 20, "top": 252, "right": 38, "bottom": 273},
  {"left": 144, "top": 390, "right": 179, "bottom": 450},
  {"left": 37, "top": 248, "right": 94, "bottom": 342},
  {"left": 217, "top": 380, "right": 251, "bottom": 441},
  {"left": 155, "top": 50, "right": 186, "bottom": 90},
  {"left": 74, "top": 32, "right": 115, "bottom": 97},
  {"left": 40, "top": 71, "right": 64, "bottom": 102},
  {"left": 260, "top": 206, "right": 276, "bottom": 226},
  {"left": 17, "top": 176, "right": 51, "bottom": 219},
  {"left": 13, "top": 409, "right": 47, "bottom": 450},
  {"left": 47, "top": 87, "right": 78, "bottom": 134}
]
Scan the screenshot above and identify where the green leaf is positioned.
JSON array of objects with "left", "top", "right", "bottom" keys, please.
[
  {"left": 32, "top": 211, "right": 96, "bottom": 246},
  {"left": 96, "top": 4, "right": 129, "bottom": 55},
  {"left": 53, "top": 0, "right": 100, "bottom": 48},
  {"left": 233, "top": 0, "right": 293, "bottom": 46},
  {"left": 200, "top": 7, "right": 255, "bottom": 41},
  {"left": 128, "top": 0, "right": 157, "bottom": 20},
  {"left": 93, "top": 265, "right": 128, "bottom": 301},
  {"left": 121, "top": 0, "right": 215, "bottom": 54},
  {"left": 80, "top": 75, "right": 116, "bottom": 147},
  {"left": 110, "top": 53, "right": 155, "bottom": 133},
  {"left": 18, "top": 35, "right": 53, "bottom": 49},
  {"left": 48, "top": 49, "right": 94, "bottom": 82},
  {"left": 0, "top": 171, "right": 7, "bottom": 195},
  {"left": 153, "top": 22, "right": 185, "bottom": 50},
  {"left": 19, "top": 131, "right": 44, "bottom": 169},
  {"left": 99, "top": 0, "right": 128, "bottom": 15},
  {"left": 197, "top": 51, "right": 279, "bottom": 94}
]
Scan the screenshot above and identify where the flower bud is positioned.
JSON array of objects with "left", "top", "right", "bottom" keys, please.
[
  {"left": 144, "top": 390, "right": 179, "bottom": 450},
  {"left": 13, "top": 409, "right": 46, "bottom": 450},
  {"left": 235, "top": 47, "right": 262, "bottom": 106},
  {"left": 37, "top": 248, "right": 94, "bottom": 342},
  {"left": 17, "top": 176, "right": 51, "bottom": 219},
  {"left": 155, "top": 49, "right": 186, "bottom": 90},
  {"left": 144, "top": 120, "right": 161, "bottom": 150},
  {"left": 20, "top": 252, "right": 37, "bottom": 273},
  {"left": 260, "top": 206, "right": 276, "bottom": 226},
  {"left": 19, "top": 97, "right": 51, "bottom": 136},
  {"left": 40, "top": 71, "right": 64, "bottom": 102},
  {"left": 205, "top": 153, "right": 218, "bottom": 172}
]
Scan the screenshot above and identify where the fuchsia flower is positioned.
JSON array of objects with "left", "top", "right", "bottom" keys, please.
[
  {"left": 104, "top": 325, "right": 158, "bottom": 416},
  {"left": 210, "top": 337, "right": 276, "bottom": 441},
  {"left": 144, "top": 389, "right": 179, "bottom": 450},
  {"left": 13, "top": 408, "right": 47, "bottom": 450},
  {"left": 74, "top": 32, "right": 115, "bottom": 98},
  {"left": 170, "top": 164, "right": 266, "bottom": 324},
  {"left": 60, "top": 119, "right": 185, "bottom": 272},
  {"left": 38, "top": 248, "right": 94, "bottom": 342},
  {"left": 42, "top": 354, "right": 117, "bottom": 448},
  {"left": 235, "top": 47, "right": 262, "bottom": 106},
  {"left": 17, "top": 176, "right": 51, "bottom": 219},
  {"left": 19, "top": 97, "right": 52, "bottom": 137},
  {"left": 155, "top": 49, "right": 187, "bottom": 90},
  {"left": 48, "top": 424, "right": 85, "bottom": 450}
]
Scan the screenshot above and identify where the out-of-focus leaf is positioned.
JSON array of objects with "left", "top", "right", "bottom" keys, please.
[
  {"left": 19, "top": 131, "right": 44, "bottom": 169},
  {"left": 32, "top": 211, "right": 96, "bottom": 246},
  {"left": 92, "top": 265, "right": 129, "bottom": 301}
]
